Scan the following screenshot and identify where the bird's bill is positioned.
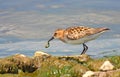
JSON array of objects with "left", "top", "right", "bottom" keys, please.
[
  {"left": 45, "top": 37, "right": 54, "bottom": 48},
  {"left": 48, "top": 36, "right": 54, "bottom": 43}
]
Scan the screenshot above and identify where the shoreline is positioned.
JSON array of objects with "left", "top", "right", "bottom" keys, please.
[{"left": 0, "top": 51, "right": 120, "bottom": 77}]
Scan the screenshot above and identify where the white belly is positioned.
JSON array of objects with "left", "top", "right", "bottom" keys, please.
[{"left": 64, "top": 32, "right": 104, "bottom": 45}]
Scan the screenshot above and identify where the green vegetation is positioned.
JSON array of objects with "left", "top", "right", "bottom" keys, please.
[{"left": 0, "top": 53, "right": 120, "bottom": 77}]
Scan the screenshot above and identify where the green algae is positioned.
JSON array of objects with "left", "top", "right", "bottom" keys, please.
[
  {"left": 70, "top": 64, "right": 89, "bottom": 76},
  {"left": 0, "top": 74, "right": 18, "bottom": 77},
  {"left": 0, "top": 54, "right": 120, "bottom": 77},
  {"left": 0, "top": 60, "right": 18, "bottom": 74},
  {"left": 86, "top": 59, "right": 105, "bottom": 71},
  {"left": 110, "top": 70, "right": 120, "bottom": 77},
  {"left": 31, "top": 56, "right": 87, "bottom": 77},
  {"left": 107, "top": 56, "right": 120, "bottom": 69}
]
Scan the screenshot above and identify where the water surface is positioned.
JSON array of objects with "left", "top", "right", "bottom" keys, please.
[{"left": 0, "top": 0, "right": 120, "bottom": 58}]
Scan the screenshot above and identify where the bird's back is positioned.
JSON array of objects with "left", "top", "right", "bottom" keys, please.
[
  {"left": 64, "top": 26, "right": 99, "bottom": 40},
  {"left": 62, "top": 26, "right": 109, "bottom": 44}
]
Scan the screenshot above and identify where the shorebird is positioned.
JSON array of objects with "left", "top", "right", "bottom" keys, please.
[{"left": 45, "top": 26, "right": 109, "bottom": 55}]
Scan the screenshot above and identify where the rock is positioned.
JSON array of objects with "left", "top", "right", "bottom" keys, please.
[
  {"left": 7, "top": 54, "right": 37, "bottom": 73},
  {"left": 33, "top": 51, "right": 51, "bottom": 68},
  {"left": 0, "top": 60, "right": 18, "bottom": 74},
  {"left": 99, "top": 60, "right": 114, "bottom": 71},
  {"left": 58, "top": 54, "right": 91, "bottom": 63},
  {"left": 82, "top": 71, "right": 95, "bottom": 77},
  {"left": 15, "top": 54, "right": 26, "bottom": 58},
  {"left": 0, "top": 51, "right": 120, "bottom": 77},
  {"left": 78, "top": 54, "right": 90, "bottom": 62},
  {"left": 34, "top": 51, "right": 51, "bottom": 58},
  {"left": 10, "top": 54, "right": 31, "bottom": 64},
  {"left": 93, "top": 69, "right": 120, "bottom": 77},
  {"left": 97, "top": 72, "right": 107, "bottom": 77}
]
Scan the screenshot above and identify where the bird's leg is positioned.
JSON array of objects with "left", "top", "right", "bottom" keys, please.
[{"left": 81, "top": 43, "right": 88, "bottom": 55}]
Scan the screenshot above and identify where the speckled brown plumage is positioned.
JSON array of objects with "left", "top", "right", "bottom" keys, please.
[
  {"left": 64, "top": 26, "right": 105, "bottom": 40},
  {"left": 45, "top": 26, "right": 109, "bottom": 55}
]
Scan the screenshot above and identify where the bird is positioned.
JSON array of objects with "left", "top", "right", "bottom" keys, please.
[{"left": 45, "top": 26, "right": 109, "bottom": 55}]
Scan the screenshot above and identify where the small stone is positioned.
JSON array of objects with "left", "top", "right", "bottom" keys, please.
[
  {"left": 15, "top": 54, "right": 27, "bottom": 58},
  {"left": 34, "top": 51, "right": 51, "bottom": 57},
  {"left": 99, "top": 60, "right": 114, "bottom": 71},
  {"left": 98, "top": 72, "right": 107, "bottom": 77},
  {"left": 78, "top": 54, "right": 90, "bottom": 62},
  {"left": 82, "top": 71, "right": 95, "bottom": 77}
]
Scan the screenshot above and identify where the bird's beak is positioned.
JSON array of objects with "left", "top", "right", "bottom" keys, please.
[
  {"left": 48, "top": 36, "right": 54, "bottom": 43},
  {"left": 45, "top": 37, "right": 54, "bottom": 48}
]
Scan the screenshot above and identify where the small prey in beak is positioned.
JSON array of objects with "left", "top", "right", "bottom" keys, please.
[{"left": 45, "top": 37, "right": 54, "bottom": 48}]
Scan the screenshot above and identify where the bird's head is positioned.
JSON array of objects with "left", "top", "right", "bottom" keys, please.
[
  {"left": 45, "top": 29, "right": 64, "bottom": 48},
  {"left": 53, "top": 29, "right": 64, "bottom": 39}
]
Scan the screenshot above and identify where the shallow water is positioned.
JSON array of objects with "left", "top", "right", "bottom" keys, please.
[
  {"left": 0, "top": 38, "right": 119, "bottom": 58},
  {"left": 0, "top": 0, "right": 120, "bottom": 58}
]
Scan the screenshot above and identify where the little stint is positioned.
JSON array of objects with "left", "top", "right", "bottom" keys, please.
[{"left": 45, "top": 26, "right": 109, "bottom": 55}]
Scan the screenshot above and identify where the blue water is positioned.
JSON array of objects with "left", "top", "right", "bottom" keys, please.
[
  {"left": 0, "top": 0, "right": 120, "bottom": 58},
  {"left": 0, "top": 38, "right": 119, "bottom": 58}
]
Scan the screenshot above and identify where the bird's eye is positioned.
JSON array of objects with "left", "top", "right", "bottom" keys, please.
[{"left": 54, "top": 33, "right": 57, "bottom": 36}]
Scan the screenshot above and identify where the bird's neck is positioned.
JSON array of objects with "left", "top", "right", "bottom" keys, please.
[{"left": 59, "top": 30, "right": 66, "bottom": 42}]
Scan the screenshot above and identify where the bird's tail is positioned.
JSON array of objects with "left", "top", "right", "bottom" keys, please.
[{"left": 96, "top": 27, "right": 110, "bottom": 33}]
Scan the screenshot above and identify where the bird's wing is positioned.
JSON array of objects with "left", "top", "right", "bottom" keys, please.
[{"left": 65, "top": 26, "right": 96, "bottom": 40}]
